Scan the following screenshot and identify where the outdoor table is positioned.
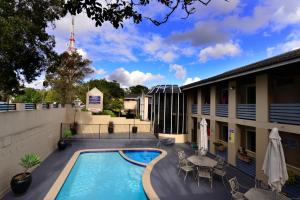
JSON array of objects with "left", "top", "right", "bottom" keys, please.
[
  {"left": 244, "top": 188, "right": 277, "bottom": 200},
  {"left": 187, "top": 155, "right": 218, "bottom": 168}
]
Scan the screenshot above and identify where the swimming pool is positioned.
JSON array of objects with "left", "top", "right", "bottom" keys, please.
[
  {"left": 123, "top": 150, "right": 161, "bottom": 164},
  {"left": 55, "top": 150, "right": 161, "bottom": 200}
]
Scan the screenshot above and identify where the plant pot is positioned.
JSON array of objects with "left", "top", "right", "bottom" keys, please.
[
  {"left": 71, "top": 123, "right": 78, "bottom": 135},
  {"left": 10, "top": 173, "right": 32, "bottom": 195},
  {"left": 132, "top": 126, "right": 137, "bottom": 133},
  {"left": 57, "top": 140, "right": 67, "bottom": 150},
  {"left": 108, "top": 127, "right": 114, "bottom": 134}
]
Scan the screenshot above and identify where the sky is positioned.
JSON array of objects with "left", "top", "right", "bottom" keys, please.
[{"left": 28, "top": 0, "right": 300, "bottom": 89}]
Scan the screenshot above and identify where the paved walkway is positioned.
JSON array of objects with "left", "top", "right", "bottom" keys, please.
[{"left": 2, "top": 139, "right": 254, "bottom": 200}]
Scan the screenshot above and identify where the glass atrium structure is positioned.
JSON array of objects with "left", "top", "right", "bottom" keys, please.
[{"left": 147, "top": 85, "right": 186, "bottom": 134}]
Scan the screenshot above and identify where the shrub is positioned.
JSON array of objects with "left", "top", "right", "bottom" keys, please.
[
  {"left": 286, "top": 170, "right": 297, "bottom": 185},
  {"left": 20, "top": 153, "right": 41, "bottom": 174},
  {"left": 102, "top": 110, "right": 116, "bottom": 117},
  {"left": 63, "top": 130, "right": 72, "bottom": 138}
]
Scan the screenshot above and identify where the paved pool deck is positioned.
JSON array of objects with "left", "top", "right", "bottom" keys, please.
[{"left": 2, "top": 139, "right": 255, "bottom": 200}]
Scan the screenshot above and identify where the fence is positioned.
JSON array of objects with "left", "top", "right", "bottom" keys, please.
[
  {"left": 0, "top": 104, "right": 16, "bottom": 112},
  {"left": 61, "top": 123, "right": 154, "bottom": 140}
]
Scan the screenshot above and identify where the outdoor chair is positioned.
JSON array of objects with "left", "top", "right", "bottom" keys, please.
[
  {"left": 196, "top": 166, "right": 213, "bottom": 188},
  {"left": 176, "top": 152, "right": 194, "bottom": 182},
  {"left": 228, "top": 177, "right": 249, "bottom": 200},
  {"left": 213, "top": 163, "right": 227, "bottom": 187},
  {"left": 215, "top": 155, "right": 225, "bottom": 170}
]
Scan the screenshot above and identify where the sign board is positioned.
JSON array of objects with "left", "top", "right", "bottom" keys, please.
[
  {"left": 89, "top": 96, "right": 101, "bottom": 104},
  {"left": 228, "top": 129, "right": 235, "bottom": 143}
]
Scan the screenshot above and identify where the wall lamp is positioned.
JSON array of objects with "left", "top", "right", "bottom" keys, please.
[{"left": 229, "top": 86, "right": 235, "bottom": 90}]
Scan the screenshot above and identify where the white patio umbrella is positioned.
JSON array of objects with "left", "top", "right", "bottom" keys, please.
[
  {"left": 262, "top": 127, "right": 289, "bottom": 192},
  {"left": 198, "top": 118, "right": 208, "bottom": 155}
]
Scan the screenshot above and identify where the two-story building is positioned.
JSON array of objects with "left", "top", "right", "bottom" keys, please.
[{"left": 182, "top": 49, "right": 300, "bottom": 179}]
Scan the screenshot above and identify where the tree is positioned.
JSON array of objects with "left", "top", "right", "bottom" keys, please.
[
  {"left": 45, "top": 51, "right": 93, "bottom": 104},
  {"left": 64, "top": 0, "right": 216, "bottom": 28},
  {"left": 0, "top": 0, "right": 65, "bottom": 100},
  {"left": 128, "top": 85, "right": 149, "bottom": 94},
  {"left": 13, "top": 88, "right": 43, "bottom": 103},
  {"left": 77, "top": 79, "right": 125, "bottom": 111}
]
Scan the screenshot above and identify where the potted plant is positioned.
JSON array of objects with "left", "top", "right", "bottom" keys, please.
[
  {"left": 237, "top": 146, "right": 251, "bottom": 163},
  {"left": 10, "top": 153, "right": 41, "bottom": 194},
  {"left": 108, "top": 121, "right": 114, "bottom": 134},
  {"left": 132, "top": 113, "right": 138, "bottom": 134},
  {"left": 57, "top": 129, "right": 72, "bottom": 150},
  {"left": 70, "top": 122, "right": 78, "bottom": 135},
  {"left": 213, "top": 141, "right": 226, "bottom": 152},
  {"left": 286, "top": 170, "right": 297, "bottom": 185}
]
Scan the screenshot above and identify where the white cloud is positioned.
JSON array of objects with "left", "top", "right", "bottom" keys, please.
[
  {"left": 183, "top": 77, "right": 201, "bottom": 85},
  {"left": 24, "top": 73, "right": 46, "bottom": 89},
  {"left": 77, "top": 48, "right": 88, "bottom": 58},
  {"left": 199, "top": 42, "right": 241, "bottom": 62},
  {"left": 106, "top": 68, "right": 164, "bottom": 88},
  {"left": 169, "top": 64, "right": 186, "bottom": 79},
  {"left": 267, "top": 40, "right": 300, "bottom": 57},
  {"left": 90, "top": 66, "right": 106, "bottom": 75}
]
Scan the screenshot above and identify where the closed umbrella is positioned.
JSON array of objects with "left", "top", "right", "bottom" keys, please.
[
  {"left": 198, "top": 118, "right": 208, "bottom": 155},
  {"left": 262, "top": 127, "right": 288, "bottom": 192}
]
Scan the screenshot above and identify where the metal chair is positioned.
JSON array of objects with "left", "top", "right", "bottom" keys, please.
[
  {"left": 213, "top": 163, "right": 227, "bottom": 187},
  {"left": 196, "top": 166, "right": 213, "bottom": 188},
  {"left": 228, "top": 177, "right": 249, "bottom": 200},
  {"left": 177, "top": 151, "right": 195, "bottom": 182}
]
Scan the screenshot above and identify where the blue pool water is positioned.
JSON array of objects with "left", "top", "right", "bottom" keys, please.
[
  {"left": 56, "top": 152, "right": 148, "bottom": 200},
  {"left": 123, "top": 150, "right": 161, "bottom": 164}
]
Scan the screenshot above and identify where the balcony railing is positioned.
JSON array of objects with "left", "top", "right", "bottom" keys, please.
[
  {"left": 192, "top": 104, "right": 198, "bottom": 114},
  {"left": 269, "top": 104, "right": 300, "bottom": 125},
  {"left": 202, "top": 104, "right": 210, "bottom": 115},
  {"left": 216, "top": 104, "right": 228, "bottom": 117},
  {"left": 237, "top": 104, "right": 256, "bottom": 120},
  {"left": 0, "top": 104, "right": 16, "bottom": 112},
  {"left": 25, "top": 103, "right": 36, "bottom": 110}
]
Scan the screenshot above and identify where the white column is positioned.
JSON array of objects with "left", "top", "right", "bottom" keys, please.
[
  {"left": 158, "top": 92, "right": 160, "bottom": 125},
  {"left": 164, "top": 93, "right": 166, "bottom": 133},
  {"left": 154, "top": 93, "right": 156, "bottom": 128},
  {"left": 150, "top": 96, "right": 153, "bottom": 130},
  {"left": 171, "top": 86, "right": 173, "bottom": 133},
  {"left": 182, "top": 93, "right": 185, "bottom": 134},
  {"left": 177, "top": 92, "right": 179, "bottom": 134}
]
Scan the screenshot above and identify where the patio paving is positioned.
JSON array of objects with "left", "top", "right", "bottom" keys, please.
[{"left": 2, "top": 139, "right": 255, "bottom": 200}]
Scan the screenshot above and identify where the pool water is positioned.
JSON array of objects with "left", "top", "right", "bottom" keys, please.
[
  {"left": 123, "top": 150, "right": 161, "bottom": 164},
  {"left": 56, "top": 151, "right": 160, "bottom": 200}
]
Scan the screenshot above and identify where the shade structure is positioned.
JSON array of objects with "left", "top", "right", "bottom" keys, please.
[
  {"left": 198, "top": 118, "right": 208, "bottom": 154},
  {"left": 262, "top": 127, "right": 288, "bottom": 192}
]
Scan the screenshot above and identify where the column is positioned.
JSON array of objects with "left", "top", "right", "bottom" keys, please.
[
  {"left": 210, "top": 86, "right": 216, "bottom": 117},
  {"left": 210, "top": 119, "right": 217, "bottom": 154},
  {"left": 197, "top": 88, "right": 202, "bottom": 116},
  {"left": 255, "top": 74, "right": 269, "bottom": 180},
  {"left": 227, "top": 80, "right": 239, "bottom": 165}
]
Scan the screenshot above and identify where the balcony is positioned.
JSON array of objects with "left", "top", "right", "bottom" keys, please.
[
  {"left": 191, "top": 104, "right": 198, "bottom": 114},
  {"left": 202, "top": 104, "right": 210, "bottom": 115},
  {"left": 269, "top": 104, "right": 300, "bottom": 125},
  {"left": 216, "top": 104, "right": 228, "bottom": 117},
  {"left": 237, "top": 104, "right": 256, "bottom": 120}
]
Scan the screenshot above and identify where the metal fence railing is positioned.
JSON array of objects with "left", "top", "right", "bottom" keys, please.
[
  {"left": 0, "top": 104, "right": 16, "bottom": 112},
  {"left": 25, "top": 103, "right": 36, "bottom": 110},
  {"left": 61, "top": 123, "right": 155, "bottom": 140}
]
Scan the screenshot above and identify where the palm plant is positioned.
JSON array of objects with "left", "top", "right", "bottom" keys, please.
[{"left": 20, "top": 153, "right": 41, "bottom": 176}]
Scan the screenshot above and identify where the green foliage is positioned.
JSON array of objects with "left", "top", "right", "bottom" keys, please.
[
  {"left": 286, "top": 170, "right": 297, "bottom": 185},
  {"left": 81, "top": 108, "right": 88, "bottom": 112},
  {"left": 101, "top": 110, "right": 116, "bottom": 117},
  {"left": 77, "top": 79, "right": 124, "bottom": 113},
  {"left": 13, "top": 88, "right": 43, "bottom": 103},
  {"left": 20, "top": 153, "right": 41, "bottom": 173},
  {"left": 63, "top": 130, "right": 72, "bottom": 138},
  {"left": 128, "top": 85, "right": 149, "bottom": 94},
  {"left": 44, "top": 90, "right": 60, "bottom": 103},
  {"left": 64, "top": 0, "right": 215, "bottom": 28},
  {"left": 45, "top": 52, "right": 93, "bottom": 104},
  {"left": 0, "top": 0, "right": 65, "bottom": 99}
]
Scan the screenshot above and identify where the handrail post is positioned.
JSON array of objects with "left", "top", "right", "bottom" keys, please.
[
  {"left": 99, "top": 124, "right": 101, "bottom": 139},
  {"left": 129, "top": 124, "right": 131, "bottom": 139}
]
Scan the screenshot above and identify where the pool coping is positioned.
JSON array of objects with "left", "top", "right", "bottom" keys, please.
[{"left": 43, "top": 148, "right": 167, "bottom": 200}]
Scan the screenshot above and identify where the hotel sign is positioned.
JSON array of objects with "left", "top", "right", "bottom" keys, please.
[{"left": 89, "top": 96, "right": 101, "bottom": 104}]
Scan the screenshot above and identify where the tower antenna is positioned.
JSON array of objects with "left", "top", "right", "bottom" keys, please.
[{"left": 68, "top": 15, "right": 76, "bottom": 53}]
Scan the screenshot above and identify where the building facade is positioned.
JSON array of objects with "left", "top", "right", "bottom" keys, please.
[{"left": 182, "top": 49, "right": 300, "bottom": 179}]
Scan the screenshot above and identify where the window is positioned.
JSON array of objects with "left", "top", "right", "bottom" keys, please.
[
  {"left": 220, "top": 125, "right": 228, "bottom": 142},
  {"left": 246, "top": 86, "right": 256, "bottom": 104},
  {"left": 245, "top": 130, "right": 256, "bottom": 152}
]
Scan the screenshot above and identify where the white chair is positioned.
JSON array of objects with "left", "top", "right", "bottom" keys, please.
[
  {"left": 196, "top": 166, "right": 213, "bottom": 188},
  {"left": 213, "top": 165, "right": 227, "bottom": 187},
  {"left": 228, "top": 177, "right": 248, "bottom": 200}
]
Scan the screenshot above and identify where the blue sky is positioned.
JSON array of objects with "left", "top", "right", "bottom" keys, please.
[{"left": 32, "top": 0, "right": 300, "bottom": 89}]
